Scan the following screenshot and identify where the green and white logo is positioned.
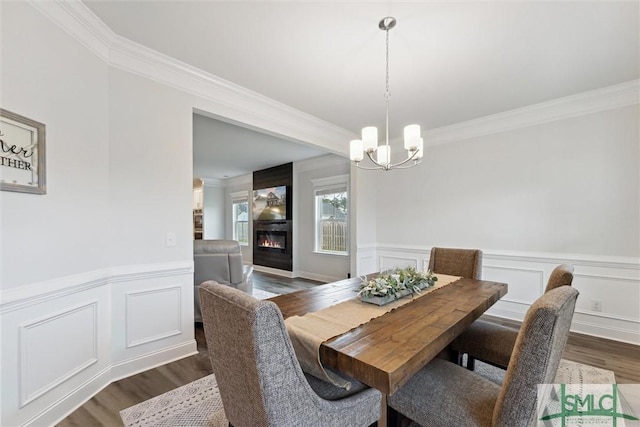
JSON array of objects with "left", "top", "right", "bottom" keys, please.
[{"left": 537, "top": 384, "right": 639, "bottom": 426}]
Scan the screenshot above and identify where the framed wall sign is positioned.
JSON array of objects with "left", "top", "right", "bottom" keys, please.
[{"left": 0, "top": 109, "right": 46, "bottom": 194}]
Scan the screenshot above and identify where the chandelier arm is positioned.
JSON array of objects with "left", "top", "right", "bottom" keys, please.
[
  {"left": 386, "top": 149, "right": 420, "bottom": 169},
  {"left": 364, "top": 150, "right": 387, "bottom": 168},
  {"left": 392, "top": 159, "right": 423, "bottom": 169},
  {"left": 352, "top": 163, "right": 391, "bottom": 171}
]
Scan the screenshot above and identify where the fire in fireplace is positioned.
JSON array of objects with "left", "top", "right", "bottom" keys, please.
[{"left": 257, "top": 230, "right": 286, "bottom": 250}]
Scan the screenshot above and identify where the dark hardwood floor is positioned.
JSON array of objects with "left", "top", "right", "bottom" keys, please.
[
  {"left": 251, "top": 269, "right": 323, "bottom": 294},
  {"left": 57, "top": 273, "right": 639, "bottom": 426}
]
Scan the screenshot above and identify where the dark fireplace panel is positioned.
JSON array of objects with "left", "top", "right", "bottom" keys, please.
[
  {"left": 257, "top": 230, "right": 286, "bottom": 252},
  {"left": 253, "top": 221, "right": 292, "bottom": 271}
]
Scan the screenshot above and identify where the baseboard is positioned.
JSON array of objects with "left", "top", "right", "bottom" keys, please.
[
  {"left": 252, "top": 265, "right": 295, "bottom": 278},
  {"left": 29, "top": 340, "right": 197, "bottom": 427},
  {"left": 295, "top": 270, "right": 342, "bottom": 284},
  {"left": 110, "top": 340, "right": 198, "bottom": 381},
  {"left": 480, "top": 314, "right": 640, "bottom": 352}
]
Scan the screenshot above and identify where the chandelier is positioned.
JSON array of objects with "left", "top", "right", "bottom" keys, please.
[{"left": 349, "top": 17, "right": 423, "bottom": 171}]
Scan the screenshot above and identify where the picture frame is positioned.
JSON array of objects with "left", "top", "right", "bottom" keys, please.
[{"left": 0, "top": 108, "right": 46, "bottom": 194}]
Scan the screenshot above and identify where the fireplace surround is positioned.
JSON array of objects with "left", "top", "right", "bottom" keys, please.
[{"left": 253, "top": 163, "right": 293, "bottom": 272}]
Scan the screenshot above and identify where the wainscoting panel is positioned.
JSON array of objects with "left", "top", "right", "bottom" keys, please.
[
  {"left": 0, "top": 261, "right": 196, "bottom": 427},
  {"left": 126, "top": 286, "right": 181, "bottom": 348},
  {"left": 355, "top": 245, "right": 376, "bottom": 276},
  {"left": 379, "top": 256, "right": 418, "bottom": 271},
  {"left": 19, "top": 302, "right": 98, "bottom": 407},
  {"left": 572, "top": 273, "right": 640, "bottom": 320},
  {"left": 482, "top": 265, "right": 545, "bottom": 306},
  {"left": 370, "top": 245, "right": 640, "bottom": 344}
]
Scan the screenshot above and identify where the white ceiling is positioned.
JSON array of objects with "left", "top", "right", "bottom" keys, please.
[
  {"left": 192, "top": 113, "right": 327, "bottom": 180},
  {"left": 84, "top": 1, "right": 639, "bottom": 180}
]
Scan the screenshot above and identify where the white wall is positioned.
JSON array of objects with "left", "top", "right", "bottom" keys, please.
[
  {"left": 108, "top": 68, "right": 194, "bottom": 266},
  {"left": 1, "top": 1, "right": 110, "bottom": 288},
  {"left": 376, "top": 106, "right": 639, "bottom": 256},
  {"left": 1, "top": 5, "right": 193, "bottom": 426},
  {"left": 0, "top": 6, "right": 115, "bottom": 425},
  {"left": 294, "top": 155, "right": 351, "bottom": 282},
  {"left": 351, "top": 165, "right": 379, "bottom": 276},
  {"left": 367, "top": 104, "right": 640, "bottom": 343},
  {"left": 202, "top": 182, "right": 225, "bottom": 239}
]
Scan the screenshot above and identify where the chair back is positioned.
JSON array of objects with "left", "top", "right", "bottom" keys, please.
[
  {"left": 199, "top": 281, "right": 334, "bottom": 426},
  {"left": 428, "top": 247, "right": 483, "bottom": 279},
  {"left": 545, "top": 264, "right": 574, "bottom": 293},
  {"left": 194, "top": 240, "right": 245, "bottom": 286},
  {"left": 493, "top": 286, "right": 579, "bottom": 427}
]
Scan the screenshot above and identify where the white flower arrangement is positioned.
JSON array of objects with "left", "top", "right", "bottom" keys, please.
[{"left": 357, "top": 266, "right": 438, "bottom": 299}]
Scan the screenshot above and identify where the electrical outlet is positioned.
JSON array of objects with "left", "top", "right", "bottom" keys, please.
[
  {"left": 590, "top": 299, "right": 602, "bottom": 312},
  {"left": 166, "top": 232, "right": 176, "bottom": 247}
]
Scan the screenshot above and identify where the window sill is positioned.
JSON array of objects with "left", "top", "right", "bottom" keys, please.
[{"left": 313, "top": 250, "right": 349, "bottom": 257}]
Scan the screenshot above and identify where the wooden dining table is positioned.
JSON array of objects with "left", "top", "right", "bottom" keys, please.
[{"left": 269, "top": 274, "right": 507, "bottom": 420}]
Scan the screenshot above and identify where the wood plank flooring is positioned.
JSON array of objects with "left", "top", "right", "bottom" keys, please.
[{"left": 57, "top": 273, "right": 639, "bottom": 426}]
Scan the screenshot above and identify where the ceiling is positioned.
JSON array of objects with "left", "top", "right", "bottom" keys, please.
[
  {"left": 192, "top": 113, "right": 327, "bottom": 180},
  {"left": 84, "top": 1, "right": 639, "bottom": 180}
]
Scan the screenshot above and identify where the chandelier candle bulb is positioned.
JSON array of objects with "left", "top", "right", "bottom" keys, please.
[
  {"left": 362, "top": 126, "right": 378, "bottom": 152},
  {"left": 404, "top": 124, "right": 421, "bottom": 150},
  {"left": 350, "top": 140, "right": 364, "bottom": 162},
  {"left": 377, "top": 145, "right": 390, "bottom": 166}
]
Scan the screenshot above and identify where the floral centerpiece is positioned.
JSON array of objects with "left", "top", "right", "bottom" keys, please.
[{"left": 357, "top": 267, "right": 438, "bottom": 306}]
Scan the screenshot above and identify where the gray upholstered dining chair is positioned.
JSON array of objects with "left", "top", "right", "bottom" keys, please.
[
  {"left": 428, "top": 247, "right": 483, "bottom": 279},
  {"left": 451, "top": 264, "right": 574, "bottom": 370},
  {"left": 199, "top": 281, "right": 382, "bottom": 427},
  {"left": 388, "top": 285, "right": 579, "bottom": 427}
]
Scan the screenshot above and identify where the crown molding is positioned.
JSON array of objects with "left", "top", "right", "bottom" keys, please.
[
  {"left": 28, "top": 0, "right": 353, "bottom": 156},
  {"left": 108, "top": 35, "right": 354, "bottom": 154},
  {"left": 30, "top": 2, "right": 638, "bottom": 151},
  {"left": 424, "top": 80, "right": 640, "bottom": 145},
  {"left": 28, "top": 0, "right": 113, "bottom": 64}
]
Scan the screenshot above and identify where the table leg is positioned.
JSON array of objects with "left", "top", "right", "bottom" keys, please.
[{"left": 378, "top": 394, "right": 387, "bottom": 427}]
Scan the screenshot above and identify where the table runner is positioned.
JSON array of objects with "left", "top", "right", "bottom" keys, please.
[{"left": 285, "top": 274, "right": 461, "bottom": 389}]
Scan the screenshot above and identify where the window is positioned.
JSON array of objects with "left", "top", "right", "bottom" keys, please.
[
  {"left": 312, "top": 175, "right": 348, "bottom": 255},
  {"left": 231, "top": 192, "right": 249, "bottom": 246}
]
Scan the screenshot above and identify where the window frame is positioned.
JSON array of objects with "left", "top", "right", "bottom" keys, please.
[
  {"left": 311, "top": 175, "right": 349, "bottom": 256},
  {"left": 230, "top": 191, "right": 249, "bottom": 246}
]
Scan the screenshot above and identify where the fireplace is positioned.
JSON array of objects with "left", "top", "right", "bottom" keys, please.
[
  {"left": 256, "top": 230, "right": 286, "bottom": 252},
  {"left": 253, "top": 220, "right": 292, "bottom": 271}
]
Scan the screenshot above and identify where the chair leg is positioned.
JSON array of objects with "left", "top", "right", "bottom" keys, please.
[
  {"left": 467, "top": 355, "right": 476, "bottom": 371},
  {"left": 387, "top": 406, "right": 402, "bottom": 427},
  {"left": 450, "top": 350, "right": 463, "bottom": 365}
]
